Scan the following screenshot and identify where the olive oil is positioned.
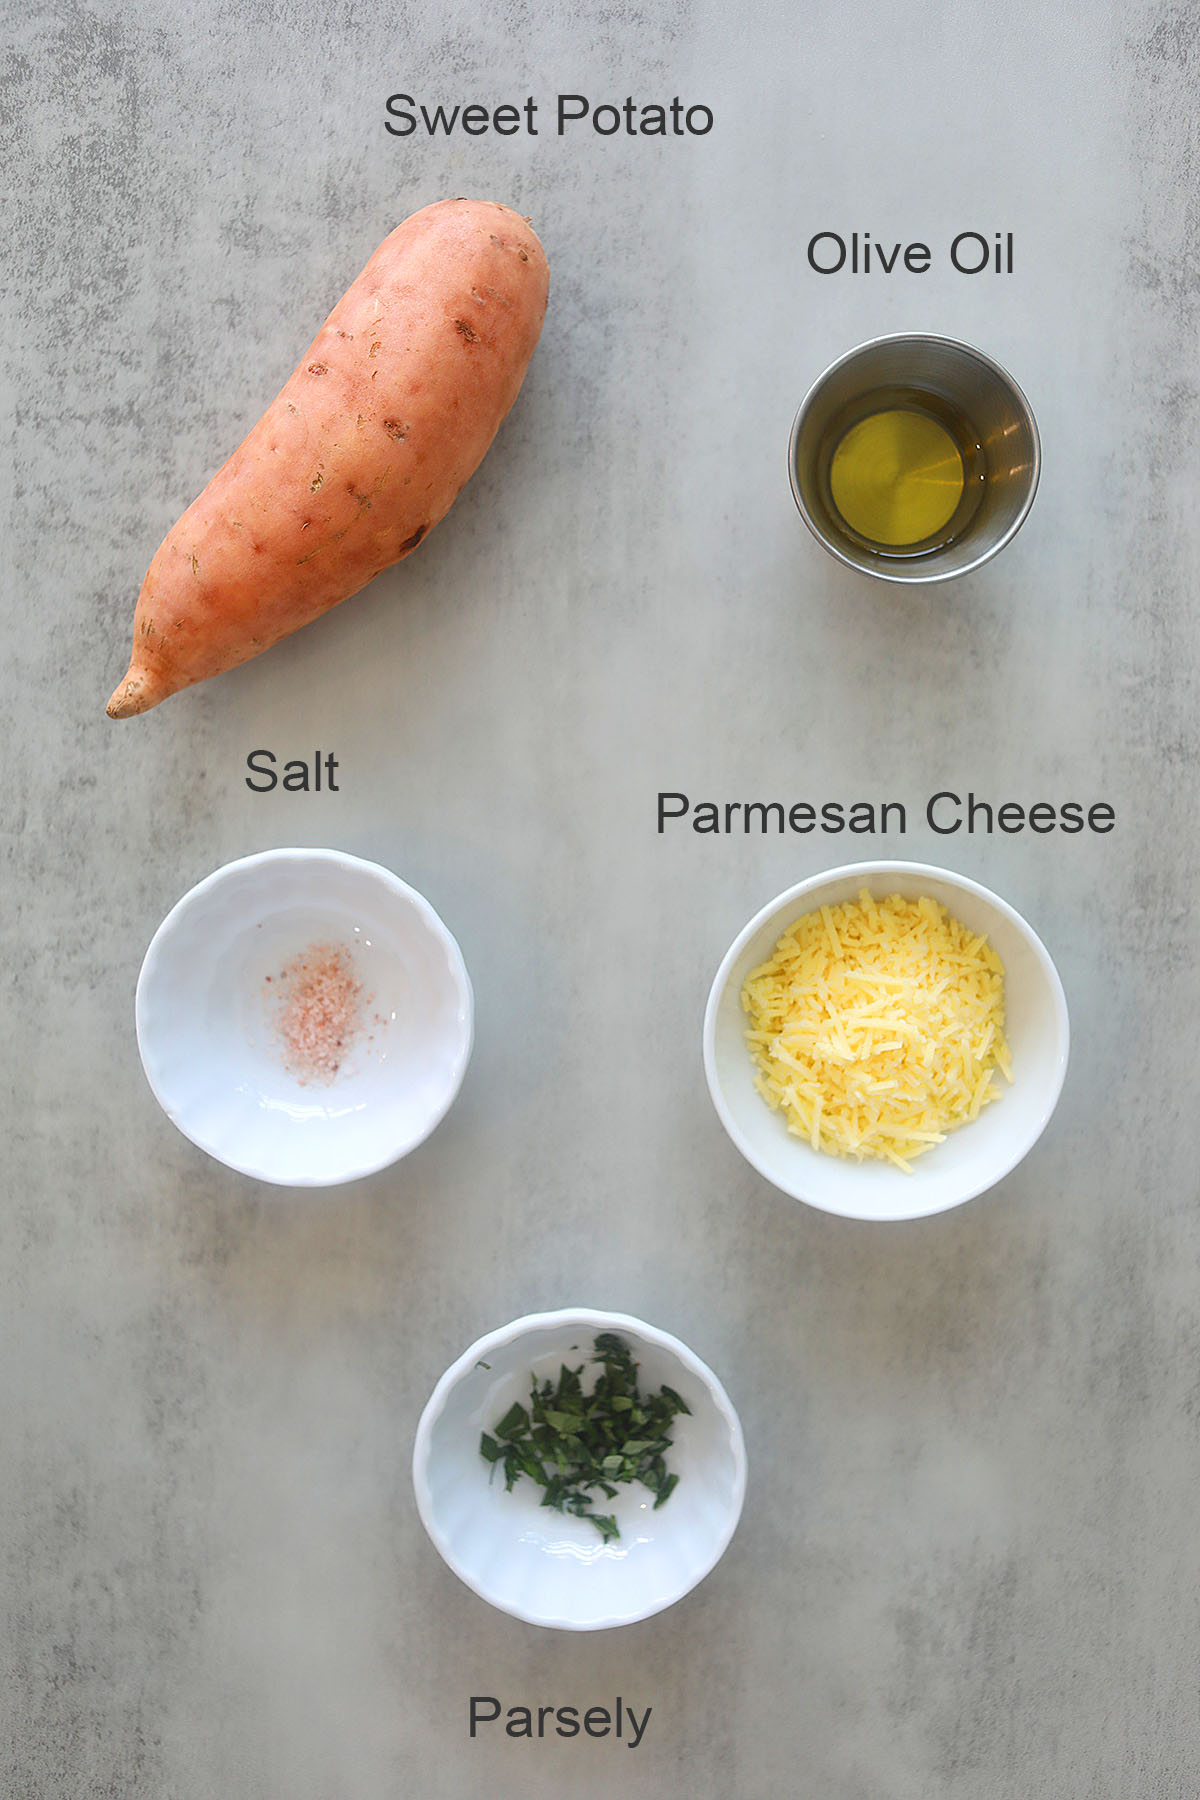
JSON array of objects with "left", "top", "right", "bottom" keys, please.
[{"left": 819, "top": 386, "right": 986, "bottom": 559}]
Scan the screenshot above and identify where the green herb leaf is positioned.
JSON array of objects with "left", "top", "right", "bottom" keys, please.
[
  {"left": 495, "top": 1402, "right": 529, "bottom": 1441},
  {"left": 478, "top": 1335, "right": 688, "bottom": 1542}
]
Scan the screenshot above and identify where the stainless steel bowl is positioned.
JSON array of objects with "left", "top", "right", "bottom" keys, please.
[{"left": 789, "top": 333, "right": 1040, "bottom": 583}]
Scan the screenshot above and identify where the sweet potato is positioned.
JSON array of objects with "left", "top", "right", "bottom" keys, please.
[{"left": 107, "top": 198, "right": 548, "bottom": 717}]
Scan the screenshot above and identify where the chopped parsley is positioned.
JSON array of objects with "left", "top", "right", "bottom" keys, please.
[{"left": 479, "top": 1333, "right": 690, "bottom": 1542}]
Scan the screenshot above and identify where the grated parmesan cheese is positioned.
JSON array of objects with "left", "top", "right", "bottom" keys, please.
[{"left": 740, "top": 889, "right": 1012, "bottom": 1172}]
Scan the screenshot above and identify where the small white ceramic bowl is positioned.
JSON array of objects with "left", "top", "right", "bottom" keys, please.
[
  {"left": 136, "top": 848, "right": 473, "bottom": 1185},
  {"left": 413, "top": 1308, "right": 747, "bottom": 1630},
  {"left": 704, "top": 861, "right": 1069, "bottom": 1221}
]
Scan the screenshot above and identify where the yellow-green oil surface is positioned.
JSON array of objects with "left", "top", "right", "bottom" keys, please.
[{"left": 821, "top": 390, "right": 986, "bottom": 556}]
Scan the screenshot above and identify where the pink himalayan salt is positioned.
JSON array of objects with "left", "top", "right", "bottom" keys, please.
[{"left": 269, "top": 941, "right": 365, "bottom": 1085}]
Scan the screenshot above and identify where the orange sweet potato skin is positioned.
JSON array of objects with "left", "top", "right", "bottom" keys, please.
[{"left": 107, "top": 198, "right": 548, "bottom": 717}]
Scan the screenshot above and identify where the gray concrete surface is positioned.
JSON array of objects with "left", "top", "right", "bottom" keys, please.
[{"left": 4, "top": 0, "right": 1200, "bottom": 1793}]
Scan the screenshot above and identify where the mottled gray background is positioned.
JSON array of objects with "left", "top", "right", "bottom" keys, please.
[{"left": 4, "top": 0, "right": 1200, "bottom": 1794}]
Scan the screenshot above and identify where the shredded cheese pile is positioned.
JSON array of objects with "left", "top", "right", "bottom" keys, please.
[{"left": 740, "top": 890, "right": 1011, "bottom": 1171}]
